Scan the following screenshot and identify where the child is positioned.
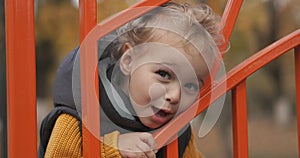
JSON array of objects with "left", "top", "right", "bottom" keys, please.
[{"left": 38, "top": 1, "right": 223, "bottom": 158}]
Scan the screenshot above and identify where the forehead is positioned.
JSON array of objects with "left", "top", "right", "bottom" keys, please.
[{"left": 147, "top": 29, "right": 213, "bottom": 68}]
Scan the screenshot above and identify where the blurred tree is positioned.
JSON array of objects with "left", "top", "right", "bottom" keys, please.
[
  {"left": 98, "top": 0, "right": 129, "bottom": 22},
  {"left": 241, "top": 0, "right": 299, "bottom": 117},
  {"left": 219, "top": 0, "right": 299, "bottom": 114},
  {"left": 36, "top": 0, "right": 79, "bottom": 98},
  {"left": 35, "top": 0, "right": 132, "bottom": 99}
]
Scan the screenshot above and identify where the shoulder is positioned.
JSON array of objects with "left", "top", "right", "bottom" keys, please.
[
  {"left": 44, "top": 113, "right": 82, "bottom": 157},
  {"left": 182, "top": 129, "right": 204, "bottom": 158},
  {"left": 38, "top": 106, "right": 81, "bottom": 157}
]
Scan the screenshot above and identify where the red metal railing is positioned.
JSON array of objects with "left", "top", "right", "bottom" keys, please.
[
  {"left": 4, "top": 0, "right": 300, "bottom": 158},
  {"left": 154, "top": 29, "right": 300, "bottom": 158},
  {"left": 154, "top": 0, "right": 243, "bottom": 157}
]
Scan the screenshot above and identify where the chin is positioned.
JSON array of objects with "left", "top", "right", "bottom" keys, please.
[
  {"left": 149, "top": 124, "right": 162, "bottom": 129},
  {"left": 144, "top": 122, "right": 165, "bottom": 129}
]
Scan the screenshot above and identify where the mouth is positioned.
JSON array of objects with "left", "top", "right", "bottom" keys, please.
[{"left": 151, "top": 106, "right": 174, "bottom": 124}]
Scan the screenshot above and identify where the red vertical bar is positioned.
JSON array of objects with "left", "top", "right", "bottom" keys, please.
[
  {"left": 201, "top": 0, "right": 243, "bottom": 100},
  {"left": 79, "top": 0, "right": 97, "bottom": 43},
  {"left": 5, "top": 0, "right": 37, "bottom": 157},
  {"left": 79, "top": 0, "right": 100, "bottom": 157},
  {"left": 166, "top": 138, "right": 178, "bottom": 158},
  {"left": 295, "top": 46, "right": 300, "bottom": 156},
  {"left": 232, "top": 80, "right": 249, "bottom": 158},
  {"left": 220, "top": 0, "right": 243, "bottom": 54}
]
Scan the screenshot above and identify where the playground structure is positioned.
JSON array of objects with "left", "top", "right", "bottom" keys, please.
[{"left": 4, "top": 0, "right": 300, "bottom": 158}]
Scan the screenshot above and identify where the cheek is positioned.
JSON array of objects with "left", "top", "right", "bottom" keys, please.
[
  {"left": 178, "top": 93, "right": 198, "bottom": 111},
  {"left": 129, "top": 72, "right": 153, "bottom": 106}
]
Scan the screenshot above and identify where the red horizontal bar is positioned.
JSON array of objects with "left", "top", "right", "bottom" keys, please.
[
  {"left": 5, "top": 0, "right": 37, "bottom": 157},
  {"left": 92, "top": 0, "right": 169, "bottom": 39}
]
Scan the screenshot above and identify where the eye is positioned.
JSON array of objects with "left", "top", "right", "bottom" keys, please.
[
  {"left": 156, "top": 70, "right": 171, "bottom": 80},
  {"left": 184, "top": 83, "right": 199, "bottom": 93}
]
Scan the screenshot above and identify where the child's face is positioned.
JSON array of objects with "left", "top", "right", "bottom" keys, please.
[{"left": 120, "top": 43, "right": 208, "bottom": 129}]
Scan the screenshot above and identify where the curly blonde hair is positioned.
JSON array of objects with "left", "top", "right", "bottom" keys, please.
[{"left": 103, "top": 1, "right": 223, "bottom": 69}]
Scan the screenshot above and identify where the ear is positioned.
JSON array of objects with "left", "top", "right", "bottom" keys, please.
[
  {"left": 123, "top": 42, "right": 132, "bottom": 52},
  {"left": 120, "top": 43, "right": 133, "bottom": 76}
]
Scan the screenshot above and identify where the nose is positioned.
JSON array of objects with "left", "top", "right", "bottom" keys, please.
[{"left": 165, "top": 83, "right": 181, "bottom": 104}]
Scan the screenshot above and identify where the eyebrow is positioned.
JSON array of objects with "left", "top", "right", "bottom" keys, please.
[{"left": 160, "top": 62, "right": 176, "bottom": 66}]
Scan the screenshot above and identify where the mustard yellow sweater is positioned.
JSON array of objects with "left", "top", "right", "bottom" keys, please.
[{"left": 44, "top": 114, "right": 203, "bottom": 158}]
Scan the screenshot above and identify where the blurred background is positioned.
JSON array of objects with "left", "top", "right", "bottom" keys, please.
[{"left": 0, "top": 0, "right": 300, "bottom": 157}]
